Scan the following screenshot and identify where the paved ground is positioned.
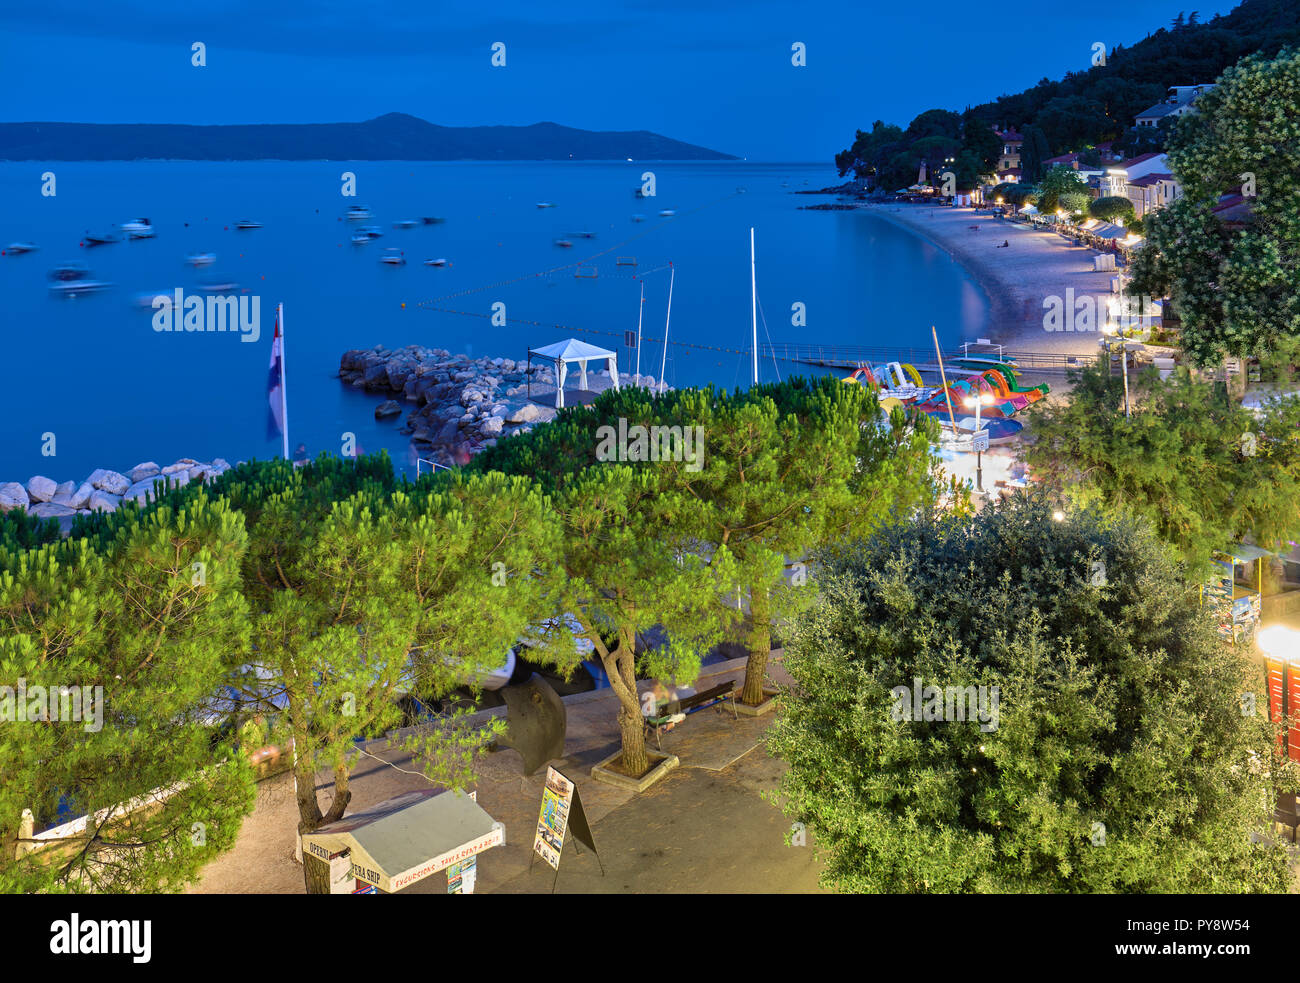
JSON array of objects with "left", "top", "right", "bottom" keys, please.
[{"left": 189, "top": 655, "right": 825, "bottom": 894}]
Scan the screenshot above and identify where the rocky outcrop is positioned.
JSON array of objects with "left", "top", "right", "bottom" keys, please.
[
  {"left": 0, "top": 457, "right": 234, "bottom": 524},
  {"left": 340, "top": 345, "right": 662, "bottom": 468}
]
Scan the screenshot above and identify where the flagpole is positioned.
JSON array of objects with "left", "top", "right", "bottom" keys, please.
[{"left": 279, "top": 303, "right": 290, "bottom": 461}]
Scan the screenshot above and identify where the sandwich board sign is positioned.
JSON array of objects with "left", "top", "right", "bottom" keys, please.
[{"left": 531, "top": 766, "right": 599, "bottom": 872}]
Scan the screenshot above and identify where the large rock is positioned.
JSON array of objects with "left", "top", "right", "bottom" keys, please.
[
  {"left": 87, "top": 489, "right": 122, "bottom": 513},
  {"left": 29, "top": 502, "right": 76, "bottom": 518},
  {"left": 0, "top": 482, "right": 29, "bottom": 511},
  {"left": 26, "top": 475, "right": 58, "bottom": 502},
  {"left": 435, "top": 418, "right": 461, "bottom": 443},
  {"left": 123, "top": 478, "right": 164, "bottom": 505},
  {"left": 508, "top": 404, "right": 556, "bottom": 425},
  {"left": 128, "top": 461, "right": 161, "bottom": 482},
  {"left": 68, "top": 482, "right": 94, "bottom": 509},
  {"left": 87, "top": 468, "right": 130, "bottom": 495},
  {"left": 363, "top": 361, "right": 391, "bottom": 389},
  {"left": 50, "top": 481, "right": 76, "bottom": 506},
  {"left": 375, "top": 399, "right": 402, "bottom": 419},
  {"left": 162, "top": 458, "right": 198, "bottom": 476},
  {"left": 479, "top": 415, "right": 505, "bottom": 437}
]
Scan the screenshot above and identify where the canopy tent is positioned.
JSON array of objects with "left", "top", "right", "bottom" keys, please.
[
  {"left": 1090, "top": 221, "right": 1127, "bottom": 240},
  {"left": 527, "top": 338, "right": 620, "bottom": 409},
  {"left": 1019, "top": 204, "right": 1038, "bottom": 215},
  {"left": 301, "top": 789, "right": 502, "bottom": 894}
]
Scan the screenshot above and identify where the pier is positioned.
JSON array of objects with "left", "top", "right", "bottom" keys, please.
[{"left": 760, "top": 342, "right": 1100, "bottom": 376}]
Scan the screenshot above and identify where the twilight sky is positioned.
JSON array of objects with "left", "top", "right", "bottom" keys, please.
[{"left": 0, "top": 0, "right": 1237, "bottom": 161}]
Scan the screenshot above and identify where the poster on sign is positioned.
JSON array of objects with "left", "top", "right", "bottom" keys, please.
[
  {"left": 533, "top": 766, "right": 574, "bottom": 870},
  {"left": 448, "top": 856, "right": 477, "bottom": 894}
]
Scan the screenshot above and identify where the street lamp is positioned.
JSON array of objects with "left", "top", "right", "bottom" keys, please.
[
  {"left": 1258, "top": 626, "right": 1300, "bottom": 665},
  {"left": 965, "top": 392, "right": 994, "bottom": 492},
  {"left": 1101, "top": 323, "right": 1130, "bottom": 420}
]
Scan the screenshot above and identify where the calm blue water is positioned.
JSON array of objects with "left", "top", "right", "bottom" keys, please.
[{"left": 0, "top": 161, "right": 989, "bottom": 482}]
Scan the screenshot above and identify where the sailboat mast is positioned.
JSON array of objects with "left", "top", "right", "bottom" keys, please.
[
  {"left": 660, "top": 264, "right": 674, "bottom": 393},
  {"left": 635, "top": 279, "right": 644, "bottom": 381},
  {"left": 750, "top": 228, "right": 758, "bottom": 385}
]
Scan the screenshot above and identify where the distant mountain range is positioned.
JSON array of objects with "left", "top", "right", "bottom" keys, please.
[{"left": 0, "top": 112, "right": 736, "bottom": 162}]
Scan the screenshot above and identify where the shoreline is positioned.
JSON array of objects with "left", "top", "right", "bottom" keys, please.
[{"left": 858, "top": 202, "right": 1119, "bottom": 356}]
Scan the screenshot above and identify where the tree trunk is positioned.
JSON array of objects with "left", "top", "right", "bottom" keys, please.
[
  {"left": 740, "top": 582, "right": 772, "bottom": 706},
  {"left": 293, "top": 747, "right": 330, "bottom": 894},
  {"left": 604, "top": 640, "right": 649, "bottom": 778},
  {"left": 303, "top": 852, "right": 333, "bottom": 894}
]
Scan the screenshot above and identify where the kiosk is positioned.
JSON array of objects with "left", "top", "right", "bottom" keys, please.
[{"left": 301, "top": 789, "right": 503, "bottom": 894}]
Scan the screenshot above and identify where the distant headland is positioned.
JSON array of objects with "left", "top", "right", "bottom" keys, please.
[{"left": 0, "top": 112, "right": 737, "bottom": 162}]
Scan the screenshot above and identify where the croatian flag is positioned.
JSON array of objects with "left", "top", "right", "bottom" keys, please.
[{"left": 267, "top": 306, "right": 286, "bottom": 446}]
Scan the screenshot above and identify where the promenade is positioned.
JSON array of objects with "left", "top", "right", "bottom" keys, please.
[{"left": 188, "top": 655, "right": 828, "bottom": 894}]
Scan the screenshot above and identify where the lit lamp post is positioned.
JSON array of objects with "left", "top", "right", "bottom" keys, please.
[
  {"left": 965, "top": 392, "right": 993, "bottom": 491},
  {"left": 1101, "top": 323, "right": 1130, "bottom": 420}
]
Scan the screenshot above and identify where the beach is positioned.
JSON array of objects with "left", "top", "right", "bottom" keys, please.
[{"left": 862, "top": 203, "right": 1120, "bottom": 356}]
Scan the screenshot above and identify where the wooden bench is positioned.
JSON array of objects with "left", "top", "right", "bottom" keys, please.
[{"left": 643, "top": 681, "right": 738, "bottom": 749}]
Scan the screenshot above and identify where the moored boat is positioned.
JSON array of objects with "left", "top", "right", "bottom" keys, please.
[
  {"left": 6, "top": 242, "right": 38, "bottom": 254},
  {"left": 234, "top": 219, "right": 262, "bottom": 230},
  {"left": 50, "top": 279, "right": 110, "bottom": 296},
  {"left": 121, "top": 218, "right": 155, "bottom": 239}
]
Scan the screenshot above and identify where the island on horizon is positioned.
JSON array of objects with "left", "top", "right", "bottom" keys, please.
[{"left": 0, "top": 111, "right": 737, "bottom": 162}]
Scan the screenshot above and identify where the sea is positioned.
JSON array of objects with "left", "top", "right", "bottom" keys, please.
[{"left": 0, "top": 161, "right": 990, "bottom": 482}]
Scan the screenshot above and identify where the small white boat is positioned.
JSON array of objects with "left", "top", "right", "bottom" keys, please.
[
  {"left": 50, "top": 279, "right": 110, "bottom": 296},
  {"left": 351, "top": 233, "right": 371, "bottom": 245},
  {"left": 84, "top": 231, "right": 118, "bottom": 245},
  {"left": 554, "top": 239, "right": 573, "bottom": 248},
  {"left": 421, "top": 216, "right": 445, "bottom": 225},
  {"left": 393, "top": 219, "right": 418, "bottom": 229},
  {"left": 5, "top": 242, "right": 37, "bottom": 254},
  {"left": 536, "top": 202, "right": 556, "bottom": 209},
  {"left": 234, "top": 219, "right": 262, "bottom": 230},
  {"left": 345, "top": 205, "right": 373, "bottom": 221},
  {"left": 187, "top": 252, "right": 216, "bottom": 266},
  {"left": 659, "top": 209, "right": 676, "bottom": 217},
  {"left": 358, "top": 225, "right": 383, "bottom": 239},
  {"left": 424, "top": 258, "right": 448, "bottom": 267},
  {"left": 380, "top": 248, "right": 406, "bottom": 265},
  {"left": 121, "top": 218, "right": 155, "bottom": 239},
  {"left": 198, "top": 277, "right": 239, "bottom": 292}
]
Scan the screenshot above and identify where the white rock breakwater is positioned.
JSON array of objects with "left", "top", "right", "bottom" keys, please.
[
  {"left": 339, "top": 345, "right": 666, "bottom": 466},
  {"left": 0, "top": 458, "right": 233, "bottom": 520}
]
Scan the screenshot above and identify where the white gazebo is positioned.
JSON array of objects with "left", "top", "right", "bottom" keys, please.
[{"left": 527, "top": 338, "right": 620, "bottom": 409}]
